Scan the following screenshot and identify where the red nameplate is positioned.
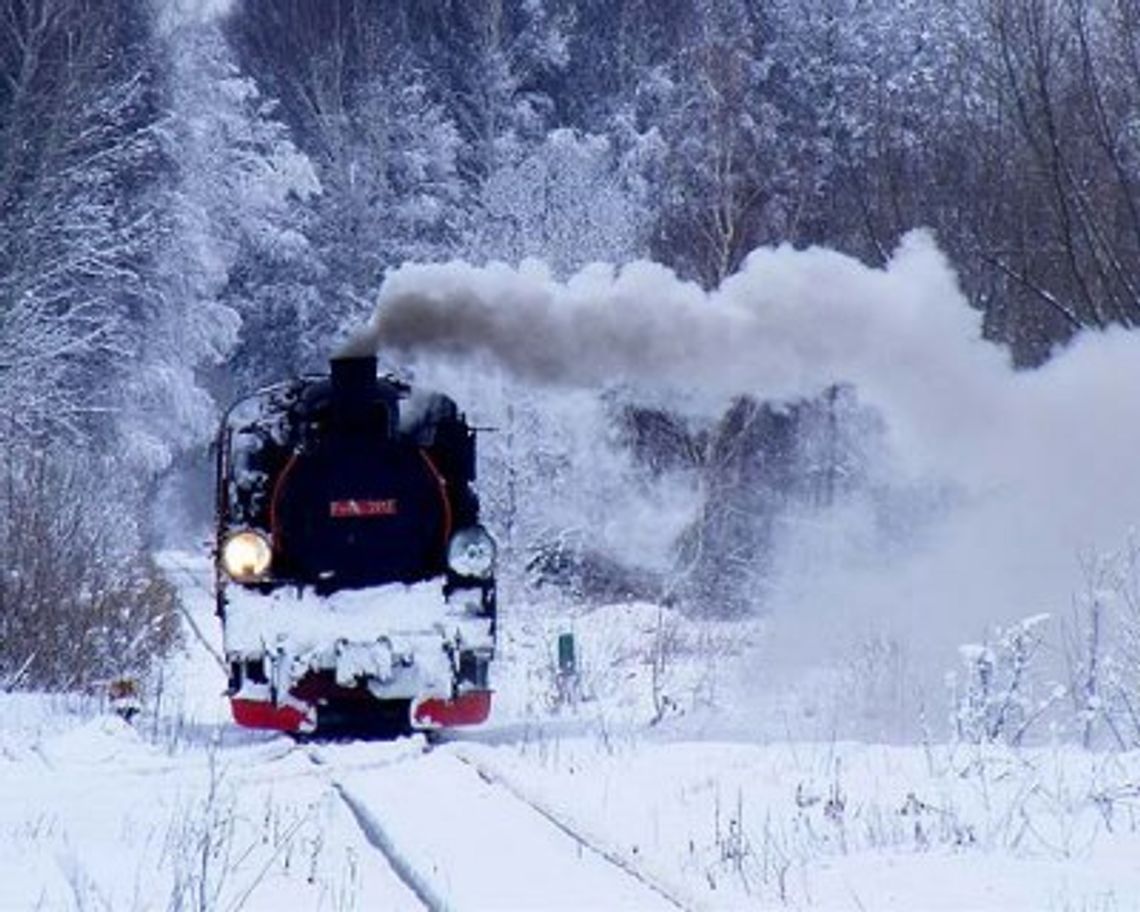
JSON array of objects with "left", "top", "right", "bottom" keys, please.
[{"left": 329, "top": 498, "right": 398, "bottom": 518}]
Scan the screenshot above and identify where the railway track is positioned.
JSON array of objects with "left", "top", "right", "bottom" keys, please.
[{"left": 307, "top": 739, "right": 693, "bottom": 911}]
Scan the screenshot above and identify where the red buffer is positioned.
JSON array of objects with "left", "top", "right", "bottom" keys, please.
[{"left": 412, "top": 690, "right": 493, "bottom": 728}]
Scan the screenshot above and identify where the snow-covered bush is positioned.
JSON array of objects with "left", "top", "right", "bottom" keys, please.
[
  {"left": 1061, "top": 538, "right": 1140, "bottom": 749},
  {"left": 944, "top": 537, "right": 1140, "bottom": 751},
  {"left": 0, "top": 446, "right": 181, "bottom": 692},
  {"left": 950, "top": 614, "right": 1057, "bottom": 746}
]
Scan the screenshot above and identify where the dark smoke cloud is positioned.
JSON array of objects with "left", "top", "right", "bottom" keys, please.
[
  {"left": 360, "top": 260, "right": 740, "bottom": 389},
  {"left": 359, "top": 234, "right": 1008, "bottom": 483}
]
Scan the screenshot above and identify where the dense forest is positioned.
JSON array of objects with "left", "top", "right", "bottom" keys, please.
[{"left": 4, "top": 0, "right": 1140, "bottom": 688}]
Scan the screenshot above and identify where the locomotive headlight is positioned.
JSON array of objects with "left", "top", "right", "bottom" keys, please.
[
  {"left": 220, "top": 530, "right": 272, "bottom": 582},
  {"left": 447, "top": 525, "right": 496, "bottom": 579}
]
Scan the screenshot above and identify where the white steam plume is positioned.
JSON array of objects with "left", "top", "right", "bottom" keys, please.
[{"left": 359, "top": 230, "right": 1140, "bottom": 675}]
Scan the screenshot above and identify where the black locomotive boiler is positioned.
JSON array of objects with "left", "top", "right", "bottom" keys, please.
[{"left": 215, "top": 354, "right": 496, "bottom": 734}]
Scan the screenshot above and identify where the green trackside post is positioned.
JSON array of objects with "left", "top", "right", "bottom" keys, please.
[{"left": 557, "top": 632, "right": 576, "bottom": 677}]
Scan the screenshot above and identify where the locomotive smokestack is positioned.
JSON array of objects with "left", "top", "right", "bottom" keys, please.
[
  {"left": 330, "top": 354, "right": 378, "bottom": 403},
  {"left": 329, "top": 354, "right": 396, "bottom": 438}
]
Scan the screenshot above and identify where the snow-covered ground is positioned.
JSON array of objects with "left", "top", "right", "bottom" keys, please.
[{"left": 2, "top": 551, "right": 1139, "bottom": 910}]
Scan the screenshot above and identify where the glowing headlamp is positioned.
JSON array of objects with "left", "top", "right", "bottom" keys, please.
[{"left": 220, "top": 530, "right": 272, "bottom": 583}]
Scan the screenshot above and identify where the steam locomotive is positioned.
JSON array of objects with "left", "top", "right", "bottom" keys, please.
[{"left": 214, "top": 355, "right": 496, "bottom": 735}]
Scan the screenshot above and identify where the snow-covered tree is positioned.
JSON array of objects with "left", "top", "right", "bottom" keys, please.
[
  {"left": 308, "top": 66, "right": 464, "bottom": 331},
  {"left": 474, "top": 128, "right": 647, "bottom": 275},
  {"left": 0, "top": 0, "right": 186, "bottom": 688},
  {"left": 225, "top": 1, "right": 469, "bottom": 340},
  {"left": 0, "top": 0, "right": 164, "bottom": 443},
  {"left": 644, "top": 0, "right": 781, "bottom": 286},
  {"left": 148, "top": 16, "right": 320, "bottom": 414}
]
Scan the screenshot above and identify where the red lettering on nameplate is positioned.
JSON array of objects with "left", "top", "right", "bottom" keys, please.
[{"left": 329, "top": 499, "right": 398, "bottom": 518}]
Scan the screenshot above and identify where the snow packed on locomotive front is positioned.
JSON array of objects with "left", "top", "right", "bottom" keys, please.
[{"left": 214, "top": 355, "right": 498, "bottom": 736}]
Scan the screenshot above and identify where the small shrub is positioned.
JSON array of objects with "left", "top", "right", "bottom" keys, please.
[
  {"left": 0, "top": 446, "right": 181, "bottom": 691},
  {"left": 950, "top": 613, "right": 1055, "bottom": 746},
  {"left": 1063, "top": 538, "right": 1140, "bottom": 749}
]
